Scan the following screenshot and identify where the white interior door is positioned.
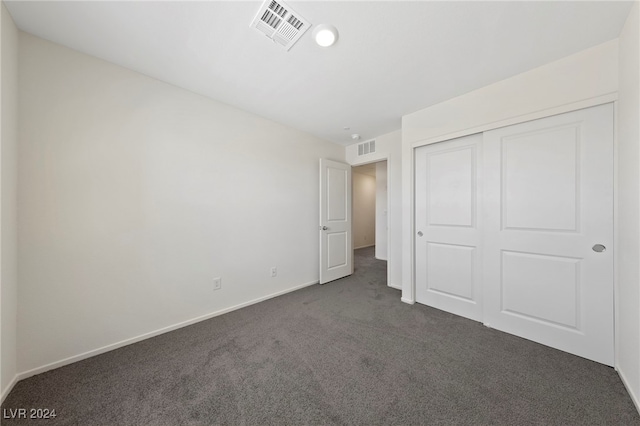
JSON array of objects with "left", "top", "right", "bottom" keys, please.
[
  {"left": 415, "top": 134, "right": 483, "bottom": 321},
  {"left": 319, "top": 159, "right": 353, "bottom": 284},
  {"left": 483, "top": 104, "right": 614, "bottom": 365}
]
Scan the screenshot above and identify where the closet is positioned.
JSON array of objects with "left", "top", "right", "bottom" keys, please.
[{"left": 414, "top": 103, "right": 614, "bottom": 366}]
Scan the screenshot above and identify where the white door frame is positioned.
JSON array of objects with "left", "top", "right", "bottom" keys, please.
[{"left": 350, "top": 156, "right": 391, "bottom": 287}]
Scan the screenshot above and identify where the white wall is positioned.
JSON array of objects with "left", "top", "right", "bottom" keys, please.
[
  {"left": 0, "top": 3, "right": 18, "bottom": 401},
  {"left": 375, "top": 161, "right": 387, "bottom": 260},
  {"left": 401, "top": 40, "right": 619, "bottom": 303},
  {"left": 17, "top": 33, "right": 344, "bottom": 375},
  {"left": 617, "top": 1, "right": 640, "bottom": 411},
  {"left": 403, "top": 40, "right": 619, "bottom": 145},
  {"left": 352, "top": 172, "right": 376, "bottom": 249},
  {"left": 346, "top": 130, "right": 401, "bottom": 289}
]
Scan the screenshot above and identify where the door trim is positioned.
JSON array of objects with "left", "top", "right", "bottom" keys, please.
[
  {"left": 350, "top": 156, "right": 393, "bottom": 289},
  {"left": 410, "top": 93, "right": 618, "bottom": 150}
]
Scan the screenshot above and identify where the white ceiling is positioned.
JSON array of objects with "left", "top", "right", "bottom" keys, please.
[{"left": 5, "top": 1, "right": 633, "bottom": 146}]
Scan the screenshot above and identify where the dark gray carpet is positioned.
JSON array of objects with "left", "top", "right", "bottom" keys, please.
[{"left": 3, "top": 247, "right": 639, "bottom": 425}]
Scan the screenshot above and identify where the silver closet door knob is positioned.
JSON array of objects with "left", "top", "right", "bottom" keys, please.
[
  {"left": 592, "top": 244, "right": 606, "bottom": 253},
  {"left": 417, "top": 231, "right": 423, "bottom": 237}
]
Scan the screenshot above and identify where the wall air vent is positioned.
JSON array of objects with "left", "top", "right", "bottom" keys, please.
[
  {"left": 250, "top": 0, "right": 311, "bottom": 51},
  {"left": 357, "top": 140, "right": 376, "bottom": 156}
]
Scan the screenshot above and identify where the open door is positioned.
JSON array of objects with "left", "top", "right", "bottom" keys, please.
[{"left": 319, "top": 159, "right": 353, "bottom": 284}]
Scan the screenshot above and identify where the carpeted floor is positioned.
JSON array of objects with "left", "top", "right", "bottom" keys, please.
[{"left": 3, "top": 246, "right": 639, "bottom": 425}]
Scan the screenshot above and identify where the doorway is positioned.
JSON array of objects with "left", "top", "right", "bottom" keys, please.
[{"left": 353, "top": 161, "right": 388, "bottom": 264}]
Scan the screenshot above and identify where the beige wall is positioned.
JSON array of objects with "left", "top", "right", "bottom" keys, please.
[
  {"left": 617, "top": 0, "right": 640, "bottom": 411},
  {"left": 353, "top": 172, "right": 376, "bottom": 249},
  {"left": 1, "top": 3, "right": 18, "bottom": 401},
  {"left": 17, "top": 33, "right": 344, "bottom": 375}
]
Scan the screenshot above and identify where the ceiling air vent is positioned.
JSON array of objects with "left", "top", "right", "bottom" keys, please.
[
  {"left": 357, "top": 140, "right": 376, "bottom": 156},
  {"left": 250, "top": 0, "right": 310, "bottom": 51}
]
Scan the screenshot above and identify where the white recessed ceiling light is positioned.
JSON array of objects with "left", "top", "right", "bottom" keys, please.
[{"left": 313, "top": 24, "right": 338, "bottom": 47}]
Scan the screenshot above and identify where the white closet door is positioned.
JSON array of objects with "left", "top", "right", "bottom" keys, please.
[
  {"left": 483, "top": 104, "right": 614, "bottom": 366},
  {"left": 415, "top": 134, "right": 483, "bottom": 321}
]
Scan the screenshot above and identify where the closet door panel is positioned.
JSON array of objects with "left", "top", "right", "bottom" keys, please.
[
  {"left": 415, "top": 134, "right": 483, "bottom": 321},
  {"left": 483, "top": 104, "right": 614, "bottom": 366}
]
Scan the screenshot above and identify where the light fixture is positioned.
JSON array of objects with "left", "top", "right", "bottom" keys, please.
[
  {"left": 313, "top": 24, "right": 339, "bottom": 47},
  {"left": 351, "top": 133, "right": 361, "bottom": 141}
]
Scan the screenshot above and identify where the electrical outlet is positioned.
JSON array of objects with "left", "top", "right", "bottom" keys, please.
[
  {"left": 213, "top": 277, "right": 222, "bottom": 291},
  {"left": 270, "top": 267, "right": 277, "bottom": 278}
]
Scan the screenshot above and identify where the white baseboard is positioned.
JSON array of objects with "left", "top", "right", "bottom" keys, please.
[
  {"left": 401, "top": 297, "right": 415, "bottom": 305},
  {"left": 16, "top": 280, "right": 318, "bottom": 382},
  {"left": 354, "top": 244, "right": 375, "bottom": 249},
  {"left": 375, "top": 256, "right": 388, "bottom": 261},
  {"left": 618, "top": 367, "right": 640, "bottom": 415},
  {"left": 388, "top": 283, "right": 401, "bottom": 290},
  {"left": 1, "top": 374, "right": 18, "bottom": 404}
]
